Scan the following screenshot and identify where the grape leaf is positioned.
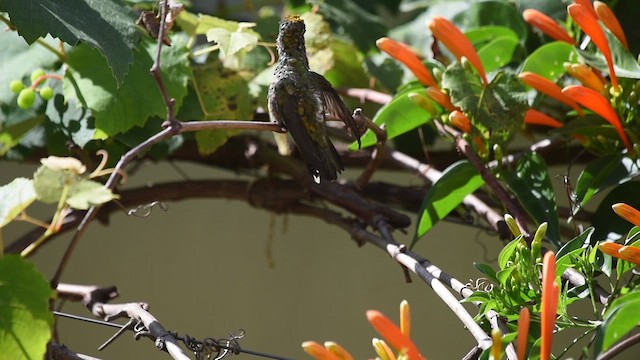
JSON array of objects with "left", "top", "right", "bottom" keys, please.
[
  {"left": 0, "top": 0, "right": 140, "bottom": 84},
  {"left": 46, "top": 92, "right": 96, "bottom": 148},
  {"left": 413, "top": 160, "right": 484, "bottom": 245},
  {"left": 442, "top": 63, "right": 528, "bottom": 142},
  {"left": 63, "top": 37, "right": 191, "bottom": 137},
  {"left": 192, "top": 60, "right": 257, "bottom": 155},
  {"left": 0, "top": 178, "right": 36, "bottom": 228},
  {"left": 0, "top": 115, "right": 45, "bottom": 156},
  {"left": 0, "top": 255, "right": 53, "bottom": 359},
  {"left": 67, "top": 178, "right": 118, "bottom": 209}
]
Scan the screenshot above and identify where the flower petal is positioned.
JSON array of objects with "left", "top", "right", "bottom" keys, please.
[
  {"left": 612, "top": 203, "right": 640, "bottom": 228},
  {"left": 428, "top": 16, "right": 488, "bottom": 85},
  {"left": 568, "top": 3, "right": 618, "bottom": 90},
  {"left": 594, "top": 1, "right": 628, "bottom": 50},
  {"left": 449, "top": 110, "right": 472, "bottom": 133},
  {"left": 522, "top": 9, "right": 576, "bottom": 44},
  {"left": 561, "top": 85, "right": 631, "bottom": 151},
  {"left": 519, "top": 71, "right": 583, "bottom": 114},
  {"left": 564, "top": 63, "right": 606, "bottom": 93},
  {"left": 524, "top": 109, "right": 564, "bottom": 128},
  {"left": 400, "top": 300, "right": 411, "bottom": 337},
  {"left": 324, "top": 341, "right": 354, "bottom": 360},
  {"left": 425, "top": 86, "right": 456, "bottom": 111},
  {"left": 618, "top": 246, "right": 640, "bottom": 266},
  {"left": 377, "top": 37, "right": 437, "bottom": 87}
]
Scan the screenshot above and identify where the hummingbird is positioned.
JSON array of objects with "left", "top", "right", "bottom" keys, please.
[{"left": 268, "top": 15, "right": 361, "bottom": 182}]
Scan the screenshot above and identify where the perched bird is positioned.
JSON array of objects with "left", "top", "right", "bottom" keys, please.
[{"left": 268, "top": 15, "right": 361, "bottom": 182}]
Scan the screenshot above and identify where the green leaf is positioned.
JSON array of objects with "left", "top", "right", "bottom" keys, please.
[
  {"left": 0, "top": 0, "right": 140, "bottom": 85},
  {"left": 556, "top": 228, "right": 594, "bottom": 259},
  {"left": 453, "top": 1, "right": 528, "bottom": 40},
  {"left": 311, "top": 0, "right": 387, "bottom": 53},
  {"left": 579, "top": 27, "right": 640, "bottom": 79},
  {"left": 476, "top": 36, "right": 520, "bottom": 73},
  {"left": 63, "top": 37, "right": 191, "bottom": 137},
  {"left": 503, "top": 152, "right": 560, "bottom": 247},
  {"left": 496, "top": 266, "right": 516, "bottom": 286},
  {"left": 0, "top": 115, "right": 46, "bottom": 156},
  {"left": 474, "top": 262, "right": 499, "bottom": 283},
  {"left": 595, "top": 290, "right": 640, "bottom": 355},
  {"left": 33, "top": 165, "right": 66, "bottom": 204},
  {"left": 498, "top": 237, "right": 522, "bottom": 270},
  {"left": 520, "top": 42, "right": 578, "bottom": 81},
  {"left": 45, "top": 94, "right": 95, "bottom": 148},
  {"left": 442, "top": 64, "right": 528, "bottom": 142},
  {"left": 593, "top": 182, "right": 640, "bottom": 242},
  {"left": 0, "top": 255, "right": 53, "bottom": 359},
  {"left": 413, "top": 160, "right": 484, "bottom": 244},
  {"left": 465, "top": 26, "right": 519, "bottom": 46},
  {"left": 352, "top": 83, "right": 435, "bottom": 150},
  {"left": 575, "top": 155, "right": 640, "bottom": 208},
  {"left": 0, "top": 178, "right": 36, "bottom": 228},
  {"left": 207, "top": 28, "right": 259, "bottom": 58},
  {"left": 192, "top": 60, "right": 257, "bottom": 155},
  {"left": 67, "top": 179, "right": 118, "bottom": 210}
]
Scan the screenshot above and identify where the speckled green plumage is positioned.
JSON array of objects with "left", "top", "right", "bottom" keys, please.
[{"left": 268, "top": 15, "right": 360, "bottom": 182}]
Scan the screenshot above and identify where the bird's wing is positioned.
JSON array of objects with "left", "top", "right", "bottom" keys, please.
[
  {"left": 270, "top": 79, "right": 342, "bottom": 181},
  {"left": 309, "top": 71, "right": 361, "bottom": 149}
]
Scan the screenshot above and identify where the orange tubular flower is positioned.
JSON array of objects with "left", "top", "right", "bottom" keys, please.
[
  {"left": 568, "top": 4, "right": 619, "bottom": 90},
  {"left": 561, "top": 85, "right": 632, "bottom": 151},
  {"left": 377, "top": 37, "right": 438, "bottom": 87},
  {"left": 372, "top": 338, "right": 397, "bottom": 360},
  {"left": 594, "top": 1, "right": 629, "bottom": 50},
  {"left": 565, "top": 63, "right": 606, "bottom": 93},
  {"left": 524, "top": 109, "right": 564, "bottom": 128},
  {"left": 613, "top": 203, "right": 640, "bottom": 227},
  {"left": 519, "top": 72, "right": 583, "bottom": 114},
  {"left": 449, "top": 110, "right": 472, "bottom": 133},
  {"left": 517, "top": 308, "right": 530, "bottom": 360},
  {"left": 302, "top": 341, "right": 340, "bottom": 360},
  {"left": 522, "top": 9, "right": 576, "bottom": 45},
  {"left": 366, "top": 310, "right": 425, "bottom": 360},
  {"left": 324, "top": 342, "right": 354, "bottom": 360},
  {"left": 425, "top": 86, "right": 456, "bottom": 111},
  {"left": 574, "top": 0, "right": 598, "bottom": 21},
  {"left": 540, "top": 251, "right": 559, "bottom": 360},
  {"left": 427, "top": 16, "right": 488, "bottom": 85},
  {"left": 400, "top": 300, "right": 410, "bottom": 337},
  {"left": 598, "top": 242, "right": 640, "bottom": 266}
]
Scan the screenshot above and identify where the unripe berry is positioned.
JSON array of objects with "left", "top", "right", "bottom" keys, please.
[
  {"left": 17, "top": 88, "right": 36, "bottom": 109},
  {"left": 10, "top": 80, "right": 25, "bottom": 94},
  {"left": 30, "top": 69, "right": 46, "bottom": 83},
  {"left": 40, "top": 86, "right": 54, "bottom": 101}
]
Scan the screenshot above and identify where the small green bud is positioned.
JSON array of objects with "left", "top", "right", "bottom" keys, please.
[
  {"left": 17, "top": 88, "right": 36, "bottom": 109},
  {"left": 461, "top": 56, "right": 473, "bottom": 72},
  {"left": 40, "top": 86, "right": 54, "bottom": 101},
  {"left": 493, "top": 144, "right": 503, "bottom": 163},
  {"left": 504, "top": 214, "right": 521, "bottom": 237},
  {"left": 30, "top": 68, "right": 46, "bottom": 83},
  {"left": 432, "top": 67, "right": 443, "bottom": 83}
]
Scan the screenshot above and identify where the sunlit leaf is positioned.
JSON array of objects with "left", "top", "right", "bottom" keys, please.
[
  {"left": 498, "top": 237, "right": 522, "bottom": 270},
  {"left": 413, "top": 160, "right": 484, "bottom": 245},
  {"left": 520, "top": 42, "right": 578, "bottom": 81},
  {"left": 452, "top": 1, "right": 528, "bottom": 40},
  {"left": 575, "top": 155, "right": 640, "bottom": 208},
  {"left": 0, "top": 255, "right": 53, "bottom": 359},
  {"left": 595, "top": 290, "right": 640, "bottom": 355},
  {"left": 476, "top": 36, "right": 520, "bottom": 73},
  {"left": 66, "top": 178, "right": 118, "bottom": 210},
  {"left": 0, "top": 178, "right": 36, "bottom": 228},
  {"left": 578, "top": 27, "right": 640, "bottom": 79}
]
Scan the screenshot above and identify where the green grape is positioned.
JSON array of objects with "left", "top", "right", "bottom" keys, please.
[
  {"left": 10, "top": 80, "right": 25, "bottom": 94},
  {"left": 30, "top": 68, "right": 46, "bottom": 83},
  {"left": 40, "top": 86, "right": 54, "bottom": 101},
  {"left": 17, "top": 88, "right": 36, "bottom": 109}
]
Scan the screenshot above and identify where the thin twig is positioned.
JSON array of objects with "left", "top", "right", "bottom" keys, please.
[
  {"left": 341, "top": 88, "right": 392, "bottom": 104},
  {"left": 598, "top": 331, "right": 640, "bottom": 360},
  {"left": 354, "top": 109, "right": 387, "bottom": 189}
]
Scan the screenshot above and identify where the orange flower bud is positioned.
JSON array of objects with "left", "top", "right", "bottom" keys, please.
[
  {"left": 518, "top": 71, "right": 583, "bottom": 114},
  {"left": 568, "top": 4, "right": 618, "bottom": 90},
  {"left": 594, "top": 1, "right": 629, "bottom": 50},
  {"left": 400, "top": 300, "right": 410, "bottom": 338},
  {"left": 564, "top": 63, "right": 605, "bottom": 93},
  {"left": 302, "top": 341, "right": 340, "bottom": 360},
  {"left": 425, "top": 86, "right": 456, "bottom": 111},
  {"left": 372, "top": 338, "right": 397, "bottom": 360},
  {"left": 540, "top": 251, "right": 559, "bottom": 360},
  {"left": 517, "top": 308, "right": 530, "bottom": 360},
  {"left": 522, "top": 9, "right": 576, "bottom": 45},
  {"left": 599, "top": 242, "right": 640, "bottom": 266},
  {"left": 324, "top": 342, "right": 354, "bottom": 360},
  {"left": 427, "top": 16, "right": 488, "bottom": 85},
  {"left": 574, "top": 0, "right": 598, "bottom": 20},
  {"left": 376, "top": 37, "right": 437, "bottom": 87},
  {"left": 367, "top": 310, "right": 425, "bottom": 360},
  {"left": 524, "top": 109, "right": 563, "bottom": 128},
  {"left": 449, "top": 110, "right": 472, "bottom": 133},
  {"left": 562, "top": 85, "right": 631, "bottom": 151},
  {"left": 612, "top": 203, "right": 640, "bottom": 227}
]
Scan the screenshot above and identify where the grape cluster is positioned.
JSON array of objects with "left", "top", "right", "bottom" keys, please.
[{"left": 9, "top": 68, "right": 56, "bottom": 109}]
